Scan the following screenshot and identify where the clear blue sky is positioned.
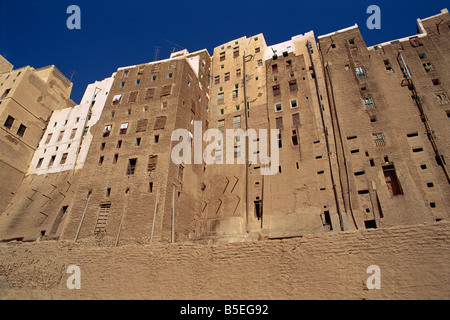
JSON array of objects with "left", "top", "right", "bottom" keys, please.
[{"left": 1, "top": 0, "right": 448, "bottom": 104}]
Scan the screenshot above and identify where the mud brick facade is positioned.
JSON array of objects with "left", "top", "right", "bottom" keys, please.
[{"left": 1, "top": 9, "right": 449, "bottom": 245}]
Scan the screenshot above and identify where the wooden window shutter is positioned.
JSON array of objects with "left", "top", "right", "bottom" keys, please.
[
  {"left": 275, "top": 116, "right": 283, "bottom": 129},
  {"left": 136, "top": 119, "right": 148, "bottom": 132},
  {"left": 160, "top": 84, "right": 172, "bottom": 97},
  {"left": 154, "top": 116, "right": 167, "bottom": 130},
  {"left": 273, "top": 85, "right": 281, "bottom": 96},
  {"left": 148, "top": 155, "right": 158, "bottom": 172},
  {"left": 129, "top": 91, "right": 138, "bottom": 103},
  {"left": 292, "top": 113, "right": 300, "bottom": 126},
  {"left": 145, "top": 88, "right": 155, "bottom": 100}
]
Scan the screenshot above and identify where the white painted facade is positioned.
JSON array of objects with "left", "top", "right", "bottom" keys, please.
[{"left": 28, "top": 75, "right": 115, "bottom": 175}]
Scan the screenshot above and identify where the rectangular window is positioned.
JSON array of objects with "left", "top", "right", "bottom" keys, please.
[
  {"left": 1, "top": 88, "right": 11, "bottom": 99},
  {"left": 148, "top": 155, "right": 158, "bottom": 172},
  {"left": 160, "top": 84, "right": 172, "bottom": 97},
  {"left": 373, "top": 133, "right": 385, "bottom": 146},
  {"left": 233, "top": 115, "right": 241, "bottom": 129},
  {"left": 36, "top": 158, "right": 44, "bottom": 168},
  {"left": 233, "top": 46, "right": 239, "bottom": 58},
  {"left": 45, "top": 133, "right": 53, "bottom": 144},
  {"left": 57, "top": 131, "right": 65, "bottom": 142},
  {"left": 220, "top": 52, "right": 225, "bottom": 61},
  {"left": 70, "top": 128, "right": 77, "bottom": 139},
  {"left": 292, "top": 130, "right": 298, "bottom": 145},
  {"left": 363, "top": 97, "right": 375, "bottom": 109},
  {"left": 272, "top": 64, "right": 278, "bottom": 73},
  {"left": 291, "top": 100, "right": 297, "bottom": 108},
  {"left": 145, "top": 88, "right": 155, "bottom": 100},
  {"left": 103, "top": 125, "right": 112, "bottom": 137},
  {"left": 127, "top": 158, "right": 137, "bottom": 175},
  {"left": 232, "top": 90, "right": 238, "bottom": 98},
  {"left": 224, "top": 72, "right": 230, "bottom": 81},
  {"left": 120, "top": 123, "right": 129, "bottom": 135},
  {"left": 137, "top": 66, "right": 145, "bottom": 75},
  {"left": 273, "top": 85, "right": 281, "bottom": 97},
  {"left": 286, "top": 60, "right": 292, "bottom": 68},
  {"left": 154, "top": 116, "right": 166, "bottom": 130},
  {"left": 292, "top": 113, "right": 300, "bottom": 126},
  {"left": 16, "top": 124, "right": 26, "bottom": 137},
  {"left": 60, "top": 153, "right": 68, "bottom": 165},
  {"left": 355, "top": 66, "right": 366, "bottom": 78},
  {"left": 289, "top": 80, "right": 298, "bottom": 92},
  {"left": 4, "top": 115, "right": 14, "bottom": 129},
  {"left": 214, "top": 76, "right": 220, "bottom": 84},
  {"left": 275, "top": 116, "right": 283, "bottom": 129},
  {"left": 136, "top": 119, "right": 148, "bottom": 132},
  {"left": 49, "top": 155, "right": 56, "bottom": 167},
  {"left": 94, "top": 204, "right": 110, "bottom": 234},
  {"left": 112, "top": 94, "right": 122, "bottom": 104},
  {"left": 275, "top": 103, "right": 282, "bottom": 112},
  {"left": 128, "top": 91, "right": 138, "bottom": 103}
]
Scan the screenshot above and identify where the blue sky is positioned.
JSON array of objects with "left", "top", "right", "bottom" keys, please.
[{"left": 1, "top": 0, "right": 448, "bottom": 104}]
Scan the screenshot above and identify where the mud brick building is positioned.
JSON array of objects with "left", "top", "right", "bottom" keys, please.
[{"left": 0, "top": 9, "right": 449, "bottom": 244}]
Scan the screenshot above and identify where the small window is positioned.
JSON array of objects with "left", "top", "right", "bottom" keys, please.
[
  {"left": 103, "top": 125, "right": 112, "bottom": 137},
  {"left": 135, "top": 137, "right": 141, "bottom": 146},
  {"left": 119, "top": 123, "right": 128, "bottom": 135},
  {"left": 135, "top": 79, "right": 140, "bottom": 85},
  {"left": 112, "top": 94, "right": 122, "bottom": 104},
  {"left": 17, "top": 124, "right": 27, "bottom": 137},
  {"left": 373, "top": 133, "right": 385, "bottom": 146},
  {"left": 275, "top": 103, "right": 282, "bottom": 112},
  {"left": 127, "top": 158, "right": 137, "bottom": 175},
  {"left": 49, "top": 155, "right": 56, "bottom": 167},
  {"left": 154, "top": 116, "right": 166, "bottom": 130},
  {"left": 272, "top": 64, "right": 278, "bottom": 73},
  {"left": 224, "top": 72, "right": 230, "bottom": 81},
  {"left": 289, "top": 80, "right": 297, "bottom": 91},
  {"left": 418, "top": 53, "right": 427, "bottom": 59},
  {"left": 60, "top": 153, "right": 68, "bottom": 165},
  {"left": 3, "top": 115, "right": 14, "bottom": 129},
  {"left": 292, "top": 113, "right": 300, "bottom": 126},
  {"left": 272, "top": 85, "right": 281, "bottom": 97},
  {"left": 432, "top": 79, "right": 440, "bottom": 86},
  {"left": 154, "top": 135, "right": 159, "bottom": 143},
  {"left": 36, "top": 158, "right": 44, "bottom": 168},
  {"left": 275, "top": 116, "right": 283, "bottom": 129},
  {"left": 285, "top": 60, "right": 292, "bottom": 68},
  {"left": 148, "top": 155, "right": 158, "bottom": 172},
  {"left": 355, "top": 66, "right": 366, "bottom": 78},
  {"left": 290, "top": 100, "right": 297, "bottom": 108},
  {"left": 349, "top": 39, "right": 355, "bottom": 45},
  {"left": 363, "top": 97, "right": 374, "bottom": 109}
]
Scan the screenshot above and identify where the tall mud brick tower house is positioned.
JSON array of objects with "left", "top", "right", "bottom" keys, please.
[{"left": 0, "top": 9, "right": 449, "bottom": 245}]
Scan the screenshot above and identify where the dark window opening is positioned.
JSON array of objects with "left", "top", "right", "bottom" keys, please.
[
  {"left": 364, "top": 220, "right": 377, "bottom": 229},
  {"left": 358, "top": 189, "right": 370, "bottom": 195},
  {"left": 383, "top": 165, "right": 403, "bottom": 195},
  {"left": 4, "top": 115, "right": 14, "bottom": 129},
  {"left": 16, "top": 124, "right": 26, "bottom": 137},
  {"left": 254, "top": 200, "right": 262, "bottom": 220},
  {"left": 127, "top": 158, "right": 137, "bottom": 175}
]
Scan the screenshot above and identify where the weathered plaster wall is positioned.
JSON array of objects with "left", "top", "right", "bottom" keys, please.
[{"left": 1, "top": 221, "right": 449, "bottom": 300}]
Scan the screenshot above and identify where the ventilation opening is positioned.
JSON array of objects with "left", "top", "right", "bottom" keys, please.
[
  {"left": 358, "top": 189, "right": 370, "bottom": 195},
  {"left": 354, "top": 171, "right": 365, "bottom": 176},
  {"left": 412, "top": 147, "right": 423, "bottom": 153}
]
